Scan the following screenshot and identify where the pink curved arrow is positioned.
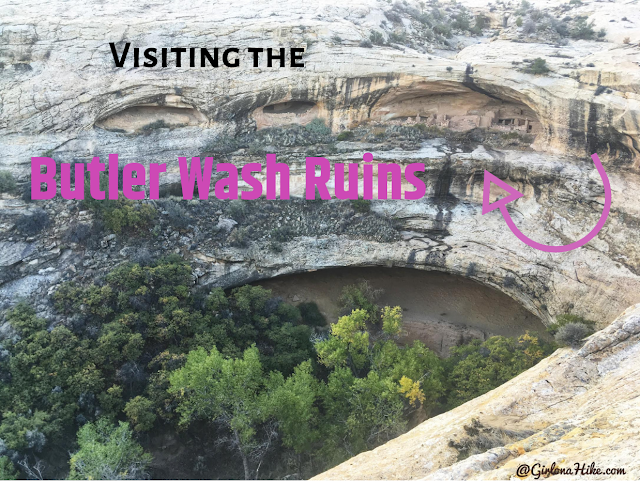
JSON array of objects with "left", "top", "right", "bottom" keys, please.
[{"left": 482, "top": 153, "right": 612, "bottom": 253}]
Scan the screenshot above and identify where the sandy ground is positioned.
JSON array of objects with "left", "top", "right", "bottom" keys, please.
[{"left": 255, "top": 267, "right": 548, "bottom": 356}]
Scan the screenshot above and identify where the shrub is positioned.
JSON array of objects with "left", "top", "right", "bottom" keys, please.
[
  {"left": 298, "top": 301, "right": 327, "bottom": 326},
  {"left": 451, "top": 12, "right": 471, "bottom": 31},
  {"left": 446, "top": 66, "right": 453, "bottom": 72},
  {"left": 226, "top": 199, "right": 249, "bottom": 220},
  {"left": 359, "top": 39, "right": 373, "bottom": 48},
  {"left": 448, "top": 418, "right": 534, "bottom": 461},
  {"left": 69, "top": 419, "right": 152, "bottom": 480},
  {"left": 271, "top": 225, "right": 294, "bottom": 242},
  {"left": 0, "top": 171, "right": 16, "bottom": 195},
  {"left": 389, "top": 31, "right": 407, "bottom": 43},
  {"left": 305, "top": 118, "right": 331, "bottom": 136},
  {"left": 546, "top": 313, "right": 595, "bottom": 336},
  {"left": 554, "top": 322, "right": 590, "bottom": 347},
  {"left": 0, "top": 457, "right": 17, "bottom": 480},
  {"left": 433, "top": 22, "right": 452, "bottom": 37},
  {"left": 124, "top": 396, "right": 157, "bottom": 432},
  {"left": 369, "top": 30, "right": 386, "bottom": 46},
  {"left": 101, "top": 201, "right": 156, "bottom": 234},
  {"left": 570, "top": 18, "right": 596, "bottom": 40},
  {"left": 161, "top": 199, "right": 192, "bottom": 230},
  {"left": 338, "top": 280, "right": 382, "bottom": 321},
  {"left": 525, "top": 58, "right": 550, "bottom": 74},
  {"left": 444, "top": 332, "right": 555, "bottom": 407},
  {"left": 337, "top": 131, "right": 354, "bottom": 141},
  {"left": 516, "top": 17, "right": 523, "bottom": 27},
  {"left": 351, "top": 198, "right": 371, "bottom": 213},
  {"left": 516, "top": 0, "right": 532, "bottom": 15},
  {"left": 522, "top": 18, "right": 536, "bottom": 34},
  {"left": 15, "top": 209, "right": 50, "bottom": 235},
  {"left": 623, "top": 37, "right": 631, "bottom": 44}
]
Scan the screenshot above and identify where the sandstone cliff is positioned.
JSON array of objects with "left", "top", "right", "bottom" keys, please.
[{"left": 1, "top": 0, "right": 640, "bottom": 476}]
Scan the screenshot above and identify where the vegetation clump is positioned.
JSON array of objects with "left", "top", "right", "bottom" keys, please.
[
  {"left": 0, "top": 260, "right": 559, "bottom": 479},
  {"left": 0, "top": 171, "right": 16, "bottom": 196},
  {"left": 547, "top": 313, "right": 595, "bottom": 347},
  {"left": 524, "top": 57, "right": 550, "bottom": 75}
]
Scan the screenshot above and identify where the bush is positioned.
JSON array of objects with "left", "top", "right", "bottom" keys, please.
[
  {"left": 102, "top": 201, "right": 156, "bottom": 234},
  {"left": 359, "top": 39, "right": 373, "bottom": 48},
  {"left": 304, "top": 118, "right": 331, "bottom": 136},
  {"left": 570, "top": 18, "right": 596, "bottom": 40},
  {"left": 369, "top": 30, "right": 385, "bottom": 46},
  {"left": 124, "top": 396, "right": 157, "bottom": 432},
  {"left": 452, "top": 12, "right": 471, "bottom": 31},
  {"left": 161, "top": 199, "right": 192, "bottom": 230},
  {"left": 516, "top": 0, "right": 532, "bottom": 15},
  {"left": 337, "top": 131, "right": 354, "bottom": 141},
  {"left": 554, "top": 322, "right": 590, "bottom": 347},
  {"left": 446, "top": 66, "right": 453, "bottom": 72},
  {"left": 389, "top": 31, "right": 407, "bottom": 43},
  {"left": 448, "top": 418, "right": 533, "bottom": 461},
  {"left": 270, "top": 225, "right": 294, "bottom": 242},
  {"left": 522, "top": 18, "right": 536, "bottom": 34},
  {"left": 0, "top": 457, "right": 17, "bottom": 480},
  {"left": 525, "top": 58, "right": 550, "bottom": 74},
  {"left": 69, "top": 419, "right": 152, "bottom": 480},
  {"left": 597, "top": 28, "right": 606, "bottom": 39},
  {"left": 0, "top": 171, "right": 16, "bottom": 195},
  {"left": 444, "top": 332, "right": 555, "bottom": 408},
  {"left": 298, "top": 302, "right": 327, "bottom": 326},
  {"left": 546, "top": 313, "right": 595, "bottom": 336},
  {"left": 351, "top": 198, "right": 371, "bottom": 213},
  {"left": 15, "top": 209, "right": 50, "bottom": 235},
  {"left": 338, "top": 280, "right": 382, "bottom": 321},
  {"left": 226, "top": 199, "right": 249, "bottom": 220},
  {"left": 623, "top": 37, "right": 631, "bottom": 44},
  {"left": 516, "top": 17, "right": 523, "bottom": 27}
]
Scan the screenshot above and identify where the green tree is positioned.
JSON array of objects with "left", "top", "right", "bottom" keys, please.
[
  {"left": 124, "top": 396, "right": 157, "bottom": 432},
  {"left": 267, "top": 361, "right": 321, "bottom": 453},
  {"left": 69, "top": 419, "right": 152, "bottom": 480},
  {"left": 444, "top": 332, "right": 554, "bottom": 407},
  {"left": 320, "top": 367, "right": 405, "bottom": 458},
  {"left": 316, "top": 309, "right": 370, "bottom": 372},
  {"left": 169, "top": 345, "right": 276, "bottom": 479},
  {"left": 0, "top": 457, "right": 17, "bottom": 480}
]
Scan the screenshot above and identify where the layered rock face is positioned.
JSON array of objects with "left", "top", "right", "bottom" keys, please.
[
  {"left": 1, "top": 0, "right": 640, "bottom": 478},
  {"left": 315, "top": 303, "right": 640, "bottom": 480},
  {"left": 0, "top": 0, "right": 639, "bottom": 328}
]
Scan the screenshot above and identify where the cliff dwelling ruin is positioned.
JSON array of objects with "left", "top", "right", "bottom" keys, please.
[{"left": 371, "top": 87, "right": 542, "bottom": 134}]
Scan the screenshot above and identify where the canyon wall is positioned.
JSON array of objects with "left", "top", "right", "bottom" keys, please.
[{"left": 1, "top": 0, "right": 640, "bottom": 329}]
